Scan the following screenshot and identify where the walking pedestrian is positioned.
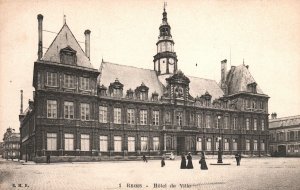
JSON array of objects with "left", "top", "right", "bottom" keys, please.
[
  {"left": 235, "top": 153, "right": 241, "bottom": 166},
  {"left": 199, "top": 151, "right": 208, "bottom": 170},
  {"left": 142, "top": 154, "right": 148, "bottom": 163},
  {"left": 180, "top": 154, "right": 186, "bottom": 169},
  {"left": 186, "top": 152, "right": 194, "bottom": 169},
  {"left": 161, "top": 157, "right": 165, "bottom": 167},
  {"left": 46, "top": 155, "right": 51, "bottom": 164}
]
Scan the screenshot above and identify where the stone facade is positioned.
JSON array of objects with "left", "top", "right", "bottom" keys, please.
[
  {"left": 2, "top": 128, "right": 20, "bottom": 159},
  {"left": 19, "top": 8, "right": 270, "bottom": 162}
]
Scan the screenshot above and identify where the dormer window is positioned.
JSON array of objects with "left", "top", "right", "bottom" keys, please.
[
  {"left": 109, "top": 78, "right": 123, "bottom": 98},
  {"left": 152, "top": 92, "right": 159, "bottom": 101},
  {"left": 201, "top": 91, "right": 212, "bottom": 107},
  {"left": 98, "top": 84, "right": 107, "bottom": 96},
  {"left": 135, "top": 82, "right": 149, "bottom": 101},
  {"left": 126, "top": 89, "right": 134, "bottom": 99},
  {"left": 247, "top": 82, "right": 257, "bottom": 93},
  {"left": 60, "top": 46, "right": 77, "bottom": 65}
]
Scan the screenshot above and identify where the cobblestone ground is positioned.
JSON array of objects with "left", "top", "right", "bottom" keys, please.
[{"left": 0, "top": 157, "right": 299, "bottom": 190}]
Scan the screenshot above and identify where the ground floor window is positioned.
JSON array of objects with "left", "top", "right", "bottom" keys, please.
[
  {"left": 233, "top": 139, "right": 238, "bottom": 151},
  {"left": 224, "top": 138, "right": 229, "bottom": 151},
  {"left": 100, "top": 136, "right": 108, "bottom": 152},
  {"left": 114, "top": 136, "right": 122, "bottom": 152},
  {"left": 206, "top": 138, "right": 212, "bottom": 151},
  {"left": 64, "top": 133, "right": 74, "bottom": 151},
  {"left": 141, "top": 137, "right": 148, "bottom": 151},
  {"left": 196, "top": 137, "right": 202, "bottom": 151},
  {"left": 215, "top": 138, "right": 220, "bottom": 150},
  {"left": 47, "top": 133, "right": 57, "bottom": 151},
  {"left": 260, "top": 140, "right": 265, "bottom": 151},
  {"left": 253, "top": 140, "right": 258, "bottom": 151},
  {"left": 246, "top": 139, "right": 250, "bottom": 151},
  {"left": 128, "top": 137, "right": 135, "bottom": 152},
  {"left": 153, "top": 137, "right": 159, "bottom": 151},
  {"left": 81, "top": 134, "right": 90, "bottom": 151}
]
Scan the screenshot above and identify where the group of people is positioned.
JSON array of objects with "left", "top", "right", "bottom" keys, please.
[{"left": 180, "top": 152, "right": 208, "bottom": 170}]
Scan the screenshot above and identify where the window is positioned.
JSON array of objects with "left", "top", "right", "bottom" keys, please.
[
  {"left": 128, "top": 137, "right": 135, "bottom": 152},
  {"left": 140, "top": 91, "right": 147, "bottom": 100},
  {"left": 80, "top": 103, "right": 90, "bottom": 120},
  {"left": 140, "top": 110, "right": 148, "bottom": 125},
  {"left": 206, "top": 115, "right": 211, "bottom": 128},
  {"left": 253, "top": 140, "right": 258, "bottom": 151},
  {"left": 99, "top": 106, "right": 107, "bottom": 123},
  {"left": 47, "top": 133, "right": 57, "bottom": 151},
  {"left": 177, "top": 112, "right": 183, "bottom": 126},
  {"left": 46, "top": 72, "right": 58, "bottom": 87},
  {"left": 215, "top": 138, "right": 219, "bottom": 150},
  {"left": 224, "top": 116, "right": 229, "bottom": 129},
  {"left": 206, "top": 138, "right": 212, "bottom": 151},
  {"left": 152, "top": 110, "right": 159, "bottom": 126},
  {"left": 81, "top": 134, "right": 90, "bottom": 151},
  {"left": 196, "top": 114, "right": 202, "bottom": 128},
  {"left": 261, "top": 120, "right": 265, "bottom": 131},
  {"left": 246, "top": 118, "right": 250, "bottom": 130},
  {"left": 224, "top": 139, "right": 229, "bottom": 151},
  {"left": 113, "top": 88, "right": 122, "bottom": 97},
  {"left": 99, "top": 136, "right": 108, "bottom": 152},
  {"left": 153, "top": 137, "right": 160, "bottom": 151},
  {"left": 233, "top": 139, "right": 238, "bottom": 151},
  {"left": 233, "top": 117, "right": 238, "bottom": 130},
  {"left": 114, "top": 136, "right": 122, "bottom": 152},
  {"left": 254, "top": 119, "right": 257, "bottom": 130},
  {"left": 80, "top": 77, "right": 89, "bottom": 90},
  {"left": 47, "top": 100, "right": 57, "bottom": 118},
  {"left": 64, "top": 133, "right": 74, "bottom": 151},
  {"left": 64, "top": 101, "right": 74, "bottom": 119},
  {"left": 196, "top": 137, "right": 202, "bottom": 151},
  {"left": 165, "top": 111, "right": 171, "bottom": 124},
  {"left": 127, "top": 109, "right": 135, "bottom": 124},
  {"left": 141, "top": 136, "right": 148, "bottom": 151},
  {"left": 114, "top": 108, "right": 121, "bottom": 124},
  {"left": 64, "top": 74, "right": 75, "bottom": 88},
  {"left": 246, "top": 139, "right": 250, "bottom": 151}
]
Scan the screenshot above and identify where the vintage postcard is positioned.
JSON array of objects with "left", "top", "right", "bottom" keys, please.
[{"left": 0, "top": 0, "right": 299, "bottom": 190}]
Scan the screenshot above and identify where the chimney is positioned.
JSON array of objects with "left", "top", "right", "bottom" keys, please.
[
  {"left": 84, "top": 30, "right": 91, "bottom": 60},
  {"left": 37, "top": 14, "right": 43, "bottom": 60},
  {"left": 28, "top": 100, "right": 34, "bottom": 110},
  {"left": 221, "top": 59, "right": 227, "bottom": 84},
  {"left": 20, "top": 90, "right": 23, "bottom": 114}
]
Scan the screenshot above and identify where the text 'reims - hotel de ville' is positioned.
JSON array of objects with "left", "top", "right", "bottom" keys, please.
[{"left": 19, "top": 6, "right": 269, "bottom": 162}]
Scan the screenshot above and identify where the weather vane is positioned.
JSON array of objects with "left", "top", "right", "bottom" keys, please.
[{"left": 164, "top": 2, "right": 167, "bottom": 11}]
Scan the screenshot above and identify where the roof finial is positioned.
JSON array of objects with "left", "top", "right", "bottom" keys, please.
[
  {"left": 164, "top": 2, "right": 167, "bottom": 11},
  {"left": 63, "top": 15, "right": 66, "bottom": 25},
  {"left": 243, "top": 58, "right": 245, "bottom": 65}
]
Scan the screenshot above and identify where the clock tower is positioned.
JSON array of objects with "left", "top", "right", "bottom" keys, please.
[{"left": 153, "top": 4, "right": 178, "bottom": 75}]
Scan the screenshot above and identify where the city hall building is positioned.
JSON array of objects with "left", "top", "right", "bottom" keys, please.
[{"left": 19, "top": 7, "right": 270, "bottom": 162}]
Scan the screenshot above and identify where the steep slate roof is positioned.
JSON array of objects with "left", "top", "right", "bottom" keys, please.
[
  {"left": 269, "top": 115, "right": 300, "bottom": 129},
  {"left": 98, "top": 62, "right": 164, "bottom": 98},
  {"left": 226, "top": 65, "right": 263, "bottom": 95},
  {"left": 158, "top": 74, "right": 224, "bottom": 100},
  {"left": 42, "top": 24, "right": 94, "bottom": 69}
]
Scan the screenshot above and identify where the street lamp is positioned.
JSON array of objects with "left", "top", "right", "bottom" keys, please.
[{"left": 217, "top": 115, "right": 223, "bottom": 163}]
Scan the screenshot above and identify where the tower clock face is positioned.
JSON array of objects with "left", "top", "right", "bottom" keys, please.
[{"left": 169, "top": 58, "right": 175, "bottom": 65}]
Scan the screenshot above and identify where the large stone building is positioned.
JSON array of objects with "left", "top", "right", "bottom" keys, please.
[
  {"left": 269, "top": 114, "right": 300, "bottom": 157},
  {"left": 2, "top": 128, "right": 20, "bottom": 159},
  {"left": 19, "top": 7, "right": 269, "bottom": 162}
]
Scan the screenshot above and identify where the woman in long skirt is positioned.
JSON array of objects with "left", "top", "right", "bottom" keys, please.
[
  {"left": 186, "top": 152, "right": 194, "bottom": 169},
  {"left": 199, "top": 151, "right": 208, "bottom": 170},
  {"left": 180, "top": 154, "right": 186, "bottom": 169}
]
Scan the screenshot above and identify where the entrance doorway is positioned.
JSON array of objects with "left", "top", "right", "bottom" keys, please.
[
  {"left": 277, "top": 145, "right": 287, "bottom": 157},
  {"left": 177, "top": 137, "right": 185, "bottom": 155}
]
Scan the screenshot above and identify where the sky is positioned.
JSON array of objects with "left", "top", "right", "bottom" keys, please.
[{"left": 0, "top": 0, "right": 300, "bottom": 137}]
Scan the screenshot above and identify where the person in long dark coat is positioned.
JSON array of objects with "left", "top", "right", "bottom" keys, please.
[
  {"left": 180, "top": 154, "right": 187, "bottom": 169},
  {"left": 142, "top": 154, "right": 148, "bottom": 163},
  {"left": 186, "top": 152, "right": 194, "bottom": 169},
  {"left": 235, "top": 153, "right": 240, "bottom": 166},
  {"left": 199, "top": 152, "right": 208, "bottom": 170},
  {"left": 161, "top": 157, "right": 165, "bottom": 167}
]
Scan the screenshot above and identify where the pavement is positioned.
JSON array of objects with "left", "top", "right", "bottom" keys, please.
[{"left": 0, "top": 157, "right": 299, "bottom": 190}]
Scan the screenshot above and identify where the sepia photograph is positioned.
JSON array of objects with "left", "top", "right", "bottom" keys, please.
[{"left": 0, "top": 0, "right": 300, "bottom": 189}]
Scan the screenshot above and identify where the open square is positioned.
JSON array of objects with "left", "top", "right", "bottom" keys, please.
[{"left": 1, "top": 157, "right": 299, "bottom": 190}]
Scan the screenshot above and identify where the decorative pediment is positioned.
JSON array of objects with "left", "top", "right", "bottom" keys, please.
[
  {"left": 135, "top": 82, "right": 149, "bottom": 100},
  {"left": 109, "top": 78, "right": 123, "bottom": 97},
  {"left": 135, "top": 82, "right": 149, "bottom": 92},
  {"left": 201, "top": 91, "right": 212, "bottom": 100},
  {"left": 166, "top": 70, "right": 190, "bottom": 85},
  {"left": 109, "top": 78, "right": 123, "bottom": 89}
]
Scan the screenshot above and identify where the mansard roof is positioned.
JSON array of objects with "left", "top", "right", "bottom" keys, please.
[
  {"left": 158, "top": 74, "right": 224, "bottom": 100},
  {"left": 42, "top": 24, "right": 94, "bottom": 69},
  {"left": 98, "top": 62, "right": 164, "bottom": 98},
  {"left": 226, "top": 64, "right": 264, "bottom": 95},
  {"left": 269, "top": 115, "right": 300, "bottom": 129}
]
